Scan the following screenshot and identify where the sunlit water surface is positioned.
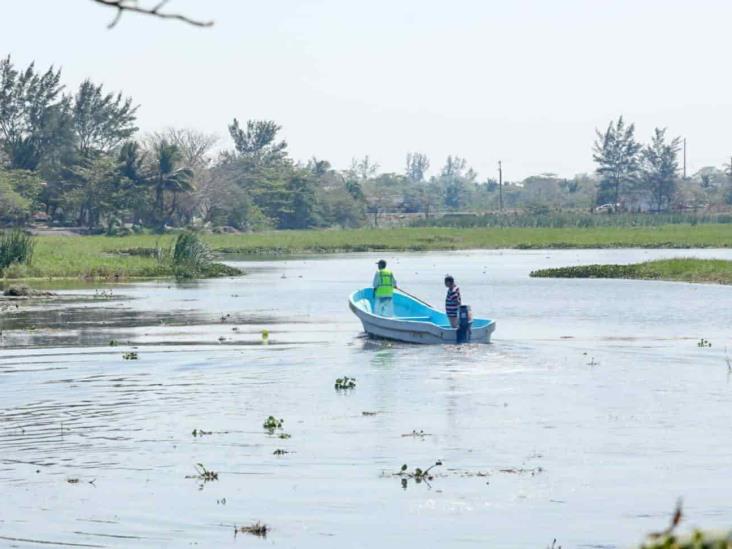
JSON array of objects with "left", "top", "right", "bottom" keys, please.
[{"left": 1, "top": 249, "right": 731, "bottom": 548}]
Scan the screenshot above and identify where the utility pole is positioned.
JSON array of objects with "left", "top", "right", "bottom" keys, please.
[
  {"left": 498, "top": 160, "right": 503, "bottom": 211},
  {"left": 683, "top": 138, "right": 687, "bottom": 179}
]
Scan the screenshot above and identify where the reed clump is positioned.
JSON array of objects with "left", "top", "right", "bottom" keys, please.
[{"left": 0, "top": 229, "right": 34, "bottom": 271}]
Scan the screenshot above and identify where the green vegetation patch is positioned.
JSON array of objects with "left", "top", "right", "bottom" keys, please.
[
  {"left": 1, "top": 232, "right": 241, "bottom": 281},
  {"left": 5, "top": 225, "right": 732, "bottom": 280},
  {"left": 530, "top": 258, "right": 732, "bottom": 285},
  {"left": 207, "top": 224, "right": 732, "bottom": 254}
]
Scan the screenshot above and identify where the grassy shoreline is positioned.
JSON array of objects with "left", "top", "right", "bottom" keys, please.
[
  {"left": 207, "top": 225, "right": 732, "bottom": 254},
  {"left": 1, "top": 234, "right": 241, "bottom": 281},
  {"left": 530, "top": 258, "right": 732, "bottom": 285},
  {"left": 1, "top": 224, "right": 731, "bottom": 281}
]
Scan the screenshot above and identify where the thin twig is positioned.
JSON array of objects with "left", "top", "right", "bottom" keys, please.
[{"left": 90, "top": 0, "right": 214, "bottom": 28}]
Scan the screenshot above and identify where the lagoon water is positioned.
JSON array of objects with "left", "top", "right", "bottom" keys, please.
[{"left": 1, "top": 249, "right": 732, "bottom": 548}]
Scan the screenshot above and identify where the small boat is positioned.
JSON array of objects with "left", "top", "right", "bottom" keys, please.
[{"left": 348, "top": 288, "right": 496, "bottom": 345}]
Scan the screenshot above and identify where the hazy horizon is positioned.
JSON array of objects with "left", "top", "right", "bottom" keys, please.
[{"left": 3, "top": 0, "right": 732, "bottom": 180}]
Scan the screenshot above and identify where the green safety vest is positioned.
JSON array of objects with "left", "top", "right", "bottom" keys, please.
[{"left": 374, "top": 269, "right": 395, "bottom": 298}]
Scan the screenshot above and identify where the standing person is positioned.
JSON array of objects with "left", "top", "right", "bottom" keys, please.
[
  {"left": 373, "top": 259, "right": 397, "bottom": 316},
  {"left": 444, "top": 274, "right": 461, "bottom": 328}
]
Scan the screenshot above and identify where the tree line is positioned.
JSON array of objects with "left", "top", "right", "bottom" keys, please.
[{"left": 2, "top": 55, "right": 731, "bottom": 232}]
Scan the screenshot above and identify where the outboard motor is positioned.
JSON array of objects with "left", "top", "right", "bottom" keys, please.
[{"left": 456, "top": 305, "right": 472, "bottom": 343}]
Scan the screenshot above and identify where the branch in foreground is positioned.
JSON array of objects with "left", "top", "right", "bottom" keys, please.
[{"left": 90, "top": 0, "right": 214, "bottom": 28}]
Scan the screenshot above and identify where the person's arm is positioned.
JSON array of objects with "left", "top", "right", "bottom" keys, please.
[
  {"left": 392, "top": 275, "right": 397, "bottom": 289},
  {"left": 373, "top": 272, "right": 379, "bottom": 288}
]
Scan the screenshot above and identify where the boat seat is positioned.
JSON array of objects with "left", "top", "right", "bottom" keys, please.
[{"left": 357, "top": 299, "right": 372, "bottom": 313}]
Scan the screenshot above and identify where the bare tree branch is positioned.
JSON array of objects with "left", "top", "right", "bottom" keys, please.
[{"left": 90, "top": 0, "right": 214, "bottom": 28}]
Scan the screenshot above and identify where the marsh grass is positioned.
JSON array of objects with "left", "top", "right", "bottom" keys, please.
[
  {"left": 170, "top": 232, "right": 212, "bottom": 279},
  {"left": 0, "top": 229, "right": 34, "bottom": 270},
  {"left": 1, "top": 232, "right": 241, "bottom": 280},
  {"left": 530, "top": 258, "right": 732, "bottom": 285},
  {"left": 5, "top": 225, "right": 732, "bottom": 280},
  {"left": 414, "top": 211, "right": 732, "bottom": 229},
  {"left": 210, "top": 225, "right": 732, "bottom": 254}
]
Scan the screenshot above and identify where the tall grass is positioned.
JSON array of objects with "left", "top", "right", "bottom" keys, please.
[
  {"left": 0, "top": 229, "right": 35, "bottom": 270},
  {"left": 412, "top": 211, "right": 732, "bottom": 229},
  {"left": 172, "top": 232, "right": 212, "bottom": 269},
  {"left": 4, "top": 226, "right": 732, "bottom": 280},
  {"left": 169, "top": 231, "right": 240, "bottom": 279}
]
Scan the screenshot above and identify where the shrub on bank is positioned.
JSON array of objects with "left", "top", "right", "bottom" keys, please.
[
  {"left": 169, "top": 232, "right": 241, "bottom": 279},
  {"left": 0, "top": 229, "right": 35, "bottom": 271}
]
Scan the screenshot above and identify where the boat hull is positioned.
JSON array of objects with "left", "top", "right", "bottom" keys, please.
[{"left": 348, "top": 288, "right": 496, "bottom": 345}]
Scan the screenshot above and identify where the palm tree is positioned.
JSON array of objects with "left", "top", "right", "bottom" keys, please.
[{"left": 147, "top": 139, "right": 193, "bottom": 225}]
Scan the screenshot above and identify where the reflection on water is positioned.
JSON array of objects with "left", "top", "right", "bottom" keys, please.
[{"left": 1, "top": 249, "right": 732, "bottom": 548}]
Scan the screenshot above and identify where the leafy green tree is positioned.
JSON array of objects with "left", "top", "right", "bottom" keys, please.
[
  {"left": 441, "top": 155, "right": 467, "bottom": 178},
  {"left": 444, "top": 178, "right": 466, "bottom": 209},
  {"left": 72, "top": 79, "right": 138, "bottom": 156},
  {"left": 0, "top": 171, "right": 32, "bottom": 224},
  {"left": 405, "top": 152, "right": 430, "bottom": 182},
  {"left": 364, "top": 173, "right": 404, "bottom": 225},
  {"left": 345, "top": 178, "right": 365, "bottom": 201},
  {"left": 279, "top": 173, "right": 321, "bottom": 229},
  {"left": 228, "top": 119, "right": 287, "bottom": 164},
  {"left": 640, "top": 128, "right": 681, "bottom": 211},
  {"left": 61, "top": 155, "right": 127, "bottom": 228},
  {"left": 200, "top": 175, "right": 267, "bottom": 230},
  {"left": 307, "top": 157, "right": 331, "bottom": 178},
  {"left": 0, "top": 168, "right": 44, "bottom": 210},
  {"left": 217, "top": 153, "right": 290, "bottom": 225},
  {"left": 0, "top": 55, "right": 72, "bottom": 170},
  {"left": 593, "top": 116, "right": 641, "bottom": 206},
  {"left": 317, "top": 186, "right": 366, "bottom": 228},
  {"left": 440, "top": 156, "right": 473, "bottom": 209}
]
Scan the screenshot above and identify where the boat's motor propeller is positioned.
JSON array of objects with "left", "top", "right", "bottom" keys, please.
[{"left": 457, "top": 305, "right": 472, "bottom": 344}]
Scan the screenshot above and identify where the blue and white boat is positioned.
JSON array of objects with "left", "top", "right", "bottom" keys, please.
[{"left": 348, "top": 288, "right": 496, "bottom": 344}]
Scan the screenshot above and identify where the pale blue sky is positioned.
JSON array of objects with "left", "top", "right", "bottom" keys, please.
[{"left": 2, "top": 0, "right": 732, "bottom": 179}]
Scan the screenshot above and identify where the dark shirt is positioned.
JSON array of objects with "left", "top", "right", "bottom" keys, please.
[{"left": 445, "top": 285, "right": 461, "bottom": 317}]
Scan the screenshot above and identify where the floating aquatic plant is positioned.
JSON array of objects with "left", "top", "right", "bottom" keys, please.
[
  {"left": 697, "top": 338, "right": 712, "bottom": 348},
  {"left": 263, "top": 416, "right": 284, "bottom": 433},
  {"left": 122, "top": 351, "right": 138, "bottom": 360},
  {"left": 187, "top": 463, "right": 218, "bottom": 482},
  {"left": 401, "top": 429, "right": 431, "bottom": 438},
  {"left": 499, "top": 467, "right": 543, "bottom": 476},
  {"left": 392, "top": 461, "right": 443, "bottom": 488},
  {"left": 335, "top": 376, "right": 356, "bottom": 390},
  {"left": 235, "top": 522, "right": 268, "bottom": 538}
]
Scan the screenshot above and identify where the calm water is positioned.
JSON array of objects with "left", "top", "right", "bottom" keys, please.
[{"left": 1, "top": 249, "right": 732, "bottom": 548}]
